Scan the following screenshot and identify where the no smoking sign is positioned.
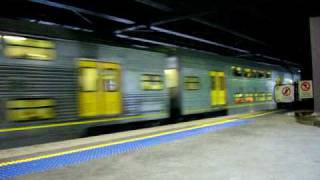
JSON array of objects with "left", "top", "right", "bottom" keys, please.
[
  {"left": 301, "top": 81, "right": 311, "bottom": 91},
  {"left": 275, "top": 85, "right": 294, "bottom": 103},
  {"left": 282, "top": 87, "right": 292, "bottom": 96},
  {"left": 299, "top": 80, "right": 313, "bottom": 100}
]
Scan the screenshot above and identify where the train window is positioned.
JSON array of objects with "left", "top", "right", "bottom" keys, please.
[
  {"left": 262, "top": 93, "right": 268, "bottom": 101},
  {"left": 267, "top": 93, "right": 273, "bottom": 101},
  {"left": 244, "top": 93, "right": 254, "bottom": 103},
  {"left": 231, "top": 66, "right": 242, "bottom": 77},
  {"left": 141, "top": 74, "right": 163, "bottom": 91},
  {"left": 258, "top": 71, "right": 266, "bottom": 78},
  {"left": 211, "top": 72, "right": 226, "bottom": 91},
  {"left": 252, "top": 70, "right": 258, "bottom": 78},
  {"left": 102, "top": 69, "right": 119, "bottom": 92},
  {"left": 185, "top": 76, "right": 200, "bottom": 90},
  {"left": 80, "top": 68, "right": 98, "bottom": 92},
  {"left": 2, "top": 35, "right": 56, "bottom": 60},
  {"left": 234, "top": 93, "right": 245, "bottom": 104},
  {"left": 266, "top": 72, "right": 272, "bottom": 78},
  {"left": 254, "top": 93, "right": 259, "bottom": 101},
  {"left": 256, "top": 93, "right": 267, "bottom": 101},
  {"left": 6, "top": 98, "right": 55, "bottom": 121},
  {"left": 244, "top": 68, "right": 252, "bottom": 78},
  {"left": 211, "top": 75, "right": 221, "bottom": 90},
  {"left": 212, "top": 77, "right": 217, "bottom": 90},
  {"left": 218, "top": 76, "right": 225, "bottom": 90}
]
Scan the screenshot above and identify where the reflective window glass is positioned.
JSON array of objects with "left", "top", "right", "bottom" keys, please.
[{"left": 80, "top": 68, "right": 98, "bottom": 92}]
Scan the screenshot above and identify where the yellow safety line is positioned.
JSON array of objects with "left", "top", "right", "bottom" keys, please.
[
  {"left": 0, "top": 113, "right": 168, "bottom": 133},
  {"left": 0, "top": 110, "right": 278, "bottom": 167}
]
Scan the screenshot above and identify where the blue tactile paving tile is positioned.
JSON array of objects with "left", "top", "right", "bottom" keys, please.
[{"left": 0, "top": 119, "right": 252, "bottom": 180}]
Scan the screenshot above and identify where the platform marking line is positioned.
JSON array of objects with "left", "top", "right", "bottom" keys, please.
[
  {"left": 0, "top": 110, "right": 278, "bottom": 179},
  {"left": 0, "top": 110, "right": 276, "bottom": 167}
]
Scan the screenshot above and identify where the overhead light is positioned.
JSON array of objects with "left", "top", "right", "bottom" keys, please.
[
  {"left": 82, "top": 29, "right": 94, "bottom": 33},
  {"left": 3, "top": 36, "right": 27, "bottom": 41},
  {"left": 114, "top": 25, "right": 146, "bottom": 34},
  {"left": 25, "top": 17, "right": 94, "bottom": 33},
  {"left": 131, "top": 44, "right": 149, "bottom": 49},
  {"left": 38, "top": 20, "right": 58, "bottom": 26},
  {"left": 134, "top": 0, "right": 173, "bottom": 12},
  {"left": 60, "top": 24, "right": 93, "bottom": 32}
]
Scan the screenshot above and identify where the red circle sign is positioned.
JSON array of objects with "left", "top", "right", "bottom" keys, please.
[
  {"left": 282, "top": 87, "right": 291, "bottom": 96},
  {"left": 301, "top": 82, "right": 311, "bottom": 91}
]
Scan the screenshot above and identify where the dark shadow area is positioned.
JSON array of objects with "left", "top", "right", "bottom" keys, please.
[
  {"left": 85, "top": 120, "right": 164, "bottom": 137},
  {"left": 84, "top": 110, "right": 227, "bottom": 137}
]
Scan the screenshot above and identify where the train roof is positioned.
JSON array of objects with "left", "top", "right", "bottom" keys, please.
[{"left": 0, "top": 17, "right": 300, "bottom": 71}]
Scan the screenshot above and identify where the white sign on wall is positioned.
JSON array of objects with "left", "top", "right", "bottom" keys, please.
[
  {"left": 298, "top": 80, "right": 313, "bottom": 100},
  {"left": 275, "top": 85, "right": 295, "bottom": 103}
]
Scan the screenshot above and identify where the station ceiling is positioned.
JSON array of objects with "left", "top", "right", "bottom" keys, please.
[{"left": 1, "top": 0, "right": 319, "bottom": 66}]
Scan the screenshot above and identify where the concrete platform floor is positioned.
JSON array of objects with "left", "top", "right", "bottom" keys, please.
[{"left": 15, "top": 113, "right": 320, "bottom": 180}]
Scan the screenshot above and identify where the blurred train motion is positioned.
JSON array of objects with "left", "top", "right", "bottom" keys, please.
[{"left": 0, "top": 18, "right": 300, "bottom": 149}]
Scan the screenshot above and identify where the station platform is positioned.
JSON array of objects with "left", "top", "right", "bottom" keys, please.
[{"left": 1, "top": 110, "right": 320, "bottom": 180}]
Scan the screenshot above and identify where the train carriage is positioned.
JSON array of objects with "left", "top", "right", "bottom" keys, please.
[
  {"left": 178, "top": 50, "right": 299, "bottom": 116},
  {"left": 0, "top": 18, "right": 300, "bottom": 149}
]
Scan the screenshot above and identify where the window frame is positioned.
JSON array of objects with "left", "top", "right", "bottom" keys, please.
[
  {"left": 101, "top": 68, "right": 120, "bottom": 92},
  {"left": 266, "top": 72, "right": 272, "bottom": 79},
  {"left": 243, "top": 68, "right": 253, "bottom": 78},
  {"left": 257, "top": 71, "right": 266, "bottom": 78},
  {"left": 184, "top": 76, "right": 201, "bottom": 90},
  {"left": 141, "top": 74, "right": 164, "bottom": 91},
  {"left": 79, "top": 67, "right": 98, "bottom": 92},
  {"left": 231, "top": 66, "right": 243, "bottom": 77},
  {"left": 2, "top": 35, "right": 56, "bottom": 61},
  {"left": 6, "top": 98, "right": 56, "bottom": 121}
]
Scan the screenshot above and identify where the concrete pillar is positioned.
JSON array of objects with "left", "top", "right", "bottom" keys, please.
[{"left": 310, "top": 17, "right": 320, "bottom": 113}]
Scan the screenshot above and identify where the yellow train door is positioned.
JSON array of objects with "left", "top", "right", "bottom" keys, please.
[
  {"left": 79, "top": 60, "right": 99, "bottom": 117},
  {"left": 79, "top": 59, "right": 122, "bottom": 117},
  {"left": 99, "top": 63, "right": 122, "bottom": 115},
  {"left": 210, "top": 71, "right": 226, "bottom": 106}
]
